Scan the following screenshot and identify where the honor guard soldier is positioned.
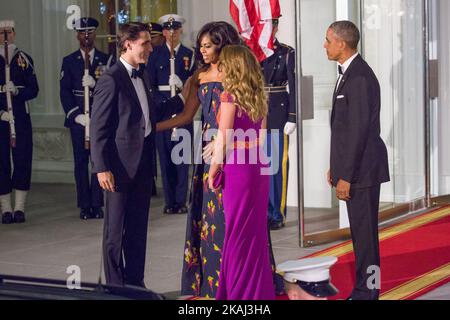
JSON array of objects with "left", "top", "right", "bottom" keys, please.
[
  {"left": 147, "top": 14, "right": 195, "bottom": 215},
  {"left": 60, "top": 17, "right": 113, "bottom": 220},
  {"left": 0, "top": 20, "right": 39, "bottom": 224},
  {"left": 262, "top": 16, "right": 297, "bottom": 230},
  {"left": 148, "top": 21, "right": 164, "bottom": 198},
  {"left": 278, "top": 257, "right": 339, "bottom": 300},
  {"left": 150, "top": 22, "right": 165, "bottom": 48}
]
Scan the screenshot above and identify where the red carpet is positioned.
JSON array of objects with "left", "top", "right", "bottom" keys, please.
[{"left": 306, "top": 205, "right": 450, "bottom": 300}]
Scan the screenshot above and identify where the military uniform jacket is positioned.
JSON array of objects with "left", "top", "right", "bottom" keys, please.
[
  {"left": 0, "top": 48, "right": 39, "bottom": 120},
  {"left": 60, "top": 49, "right": 112, "bottom": 128},
  {"left": 261, "top": 40, "right": 297, "bottom": 130},
  {"left": 147, "top": 43, "right": 194, "bottom": 106}
]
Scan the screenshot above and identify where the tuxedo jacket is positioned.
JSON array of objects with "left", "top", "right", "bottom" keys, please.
[
  {"left": 90, "top": 60, "right": 183, "bottom": 184},
  {"left": 330, "top": 54, "right": 390, "bottom": 189}
]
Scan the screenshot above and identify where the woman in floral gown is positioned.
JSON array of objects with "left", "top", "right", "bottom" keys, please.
[
  {"left": 157, "top": 22, "right": 240, "bottom": 298},
  {"left": 157, "top": 22, "right": 283, "bottom": 299}
]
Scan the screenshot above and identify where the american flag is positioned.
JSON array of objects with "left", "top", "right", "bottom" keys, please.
[{"left": 230, "top": 0, "right": 281, "bottom": 62}]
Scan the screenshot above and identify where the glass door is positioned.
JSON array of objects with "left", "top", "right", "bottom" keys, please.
[
  {"left": 293, "top": 0, "right": 427, "bottom": 247},
  {"left": 85, "top": 0, "right": 178, "bottom": 57}
]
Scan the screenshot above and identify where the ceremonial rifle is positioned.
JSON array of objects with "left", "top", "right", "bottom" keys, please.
[
  {"left": 3, "top": 30, "right": 16, "bottom": 148},
  {"left": 83, "top": 30, "right": 91, "bottom": 150},
  {"left": 168, "top": 17, "right": 176, "bottom": 98}
]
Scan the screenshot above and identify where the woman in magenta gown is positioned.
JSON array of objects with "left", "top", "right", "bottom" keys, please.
[{"left": 209, "top": 45, "right": 275, "bottom": 300}]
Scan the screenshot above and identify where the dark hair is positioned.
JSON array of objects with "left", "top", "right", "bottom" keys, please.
[
  {"left": 329, "top": 20, "right": 360, "bottom": 50},
  {"left": 117, "top": 22, "right": 151, "bottom": 53},
  {"left": 195, "top": 21, "right": 241, "bottom": 68}
]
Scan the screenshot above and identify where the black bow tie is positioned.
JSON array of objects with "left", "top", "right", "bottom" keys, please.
[
  {"left": 338, "top": 65, "right": 344, "bottom": 75},
  {"left": 131, "top": 65, "right": 145, "bottom": 79}
]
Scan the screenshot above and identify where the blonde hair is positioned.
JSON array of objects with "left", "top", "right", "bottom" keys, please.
[{"left": 219, "top": 45, "right": 268, "bottom": 122}]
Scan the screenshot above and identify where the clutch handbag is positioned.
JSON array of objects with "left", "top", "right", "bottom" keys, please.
[{"left": 213, "top": 169, "right": 225, "bottom": 190}]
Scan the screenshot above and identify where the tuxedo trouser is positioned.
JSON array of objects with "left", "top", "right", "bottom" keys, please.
[
  {"left": 346, "top": 184, "right": 381, "bottom": 300},
  {"left": 103, "top": 137, "right": 153, "bottom": 287}
]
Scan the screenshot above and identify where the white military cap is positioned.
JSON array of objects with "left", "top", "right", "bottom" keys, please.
[
  {"left": 158, "top": 14, "right": 186, "bottom": 30},
  {"left": 0, "top": 20, "right": 15, "bottom": 29},
  {"left": 277, "top": 256, "right": 339, "bottom": 297}
]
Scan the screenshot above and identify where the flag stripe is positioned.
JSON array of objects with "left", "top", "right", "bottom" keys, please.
[{"left": 230, "top": 0, "right": 279, "bottom": 62}]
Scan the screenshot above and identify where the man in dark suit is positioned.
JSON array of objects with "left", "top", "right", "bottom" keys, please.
[
  {"left": 0, "top": 20, "right": 39, "bottom": 224},
  {"left": 324, "top": 21, "right": 390, "bottom": 300},
  {"left": 60, "top": 17, "right": 114, "bottom": 220},
  {"left": 90, "top": 23, "right": 186, "bottom": 287},
  {"left": 147, "top": 14, "right": 195, "bottom": 215}
]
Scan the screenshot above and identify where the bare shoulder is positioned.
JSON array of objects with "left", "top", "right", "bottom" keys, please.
[{"left": 196, "top": 66, "right": 210, "bottom": 84}]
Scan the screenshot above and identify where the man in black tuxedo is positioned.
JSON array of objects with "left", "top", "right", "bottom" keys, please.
[
  {"left": 90, "top": 23, "right": 186, "bottom": 287},
  {"left": 324, "top": 21, "right": 390, "bottom": 300}
]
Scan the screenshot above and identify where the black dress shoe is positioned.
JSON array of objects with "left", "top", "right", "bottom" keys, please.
[
  {"left": 269, "top": 221, "right": 285, "bottom": 231},
  {"left": 13, "top": 211, "right": 26, "bottom": 224},
  {"left": 163, "top": 206, "right": 177, "bottom": 215},
  {"left": 176, "top": 205, "right": 188, "bottom": 214},
  {"left": 2, "top": 212, "right": 14, "bottom": 225},
  {"left": 92, "top": 207, "right": 104, "bottom": 219},
  {"left": 80, "top": 208, "right": 91, "bottom": 220}
]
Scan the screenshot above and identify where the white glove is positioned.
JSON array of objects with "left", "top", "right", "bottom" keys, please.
[
  {"left": 169, "top": 74, "right": 183, "bottom": 90},
  {"left": 82, "top": 75, "right": 96, "bottom": 89},
  {"left": 0, "top": 112, "right": 11, "bottom": 122},
  {"left": 5, "top": 81, "right": 19, "bottom": 96},
  {"left": 284, "top": 122, "right": 297, "bottom": 136},
  {"left": 75, "top": 114, "right": 88, "bottom": 127}
]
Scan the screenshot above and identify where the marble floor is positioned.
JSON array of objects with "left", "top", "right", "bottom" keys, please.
[{"left": 0, "top": 183, "right": 448, "bottom": 300}]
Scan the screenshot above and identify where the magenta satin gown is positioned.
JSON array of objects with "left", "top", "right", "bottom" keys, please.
[{"left": 216, "top": 93, "right": 275, "bottom": 300}]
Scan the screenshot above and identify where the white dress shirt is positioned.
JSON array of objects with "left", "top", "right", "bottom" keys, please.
[
  {"left": 0, "top": 44, "right": 17, "bottom": 64},
  {"left": 120, "top": 57, "right": 152, "bottom": 137},
  {"left": 336, "top": 52, "right": 359, "bottom": 90},
  {"left": 166, "top": 42, "right": 181, "bottom": 55},
  {"left": 81, "top": 48, "right": 95, "bottom": 65}
]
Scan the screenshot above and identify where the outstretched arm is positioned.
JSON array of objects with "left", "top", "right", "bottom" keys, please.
[{"left": 156, "top": 69, "right": 203, "bottom": 131}]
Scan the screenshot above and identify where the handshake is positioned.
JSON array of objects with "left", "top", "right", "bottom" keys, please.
[{"left": 0, "top": 81, "right": 19, "bottom": 96}]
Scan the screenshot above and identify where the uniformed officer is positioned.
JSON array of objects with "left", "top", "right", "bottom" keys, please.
[
  {"left": 262, "top": 16, "right": 297, "bottom": 230},
  {"left": 277, "top": 257, "right": 339, "bottom": 300},
  {"left": 0, "top": 20, "right": 39, "bottom": 224},
  {"left": 148, "top": 22, "right": 164, "bottom": 199},
  {"left": 150, "top": 22, "right": 165, "bottom": 48},
  {"left": 60, "top": 17, "right": 113, "bottom": 220},
  {"left": 147, "top": 14, "right": 195, "bottom": 215}
]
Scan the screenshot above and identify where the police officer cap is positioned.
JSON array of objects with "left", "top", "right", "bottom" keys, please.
[
  {"left": 277, "top": 256, "right": 339, "bottom": 298},
  {"left": 73, "top": 17, "right": 99, "bottom": 32},
  {"left": 0, "top": 20, "right": 15, "bottom": 29},
  {"left": 150, "top": 22, "right": 163, "bottom": 37},
  {"left": 158, "top": 14, "right": 185, "bottom": 30}
]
